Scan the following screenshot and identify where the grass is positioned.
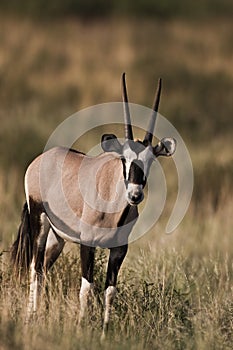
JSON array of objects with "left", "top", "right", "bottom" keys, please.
[
  {"left": 0, "top": 14, "right": 233, "bottom": 349},
  {"left": 1, "top": 230, "right": 233, "bottom": 349}
]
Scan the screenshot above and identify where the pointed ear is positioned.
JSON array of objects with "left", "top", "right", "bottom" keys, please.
[
  {"left": 153, "top": 137, "right": 176, "bottom": 157},
  {"left": 101, "top": 134, "right": 123, "bottom": 153}
]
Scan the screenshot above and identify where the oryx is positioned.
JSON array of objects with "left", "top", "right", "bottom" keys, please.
[{"left": 11, "top": 73, "right": 176, "bottom": 338}]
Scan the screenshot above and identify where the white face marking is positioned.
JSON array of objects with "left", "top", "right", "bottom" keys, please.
[
  {"left": 122, "top": 144, "right": 154, "bottom": 182},
  {"left": 125, "top": 183, "right": 144, "bottom": 205},
  {"left": 123, "top": 146, "right": 137, "bottom": 180},
  {"left": 138, "top": 146, "right": 154, "bottom": 179},
  {"left": 127, "top": 183, "right": 143, "bottom": 192}
]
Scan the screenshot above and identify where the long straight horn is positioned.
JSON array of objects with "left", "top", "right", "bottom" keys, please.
[
  {"left": 122, "top": 73, "right": 133, "bottom": 140},
  {"left": 144, "top": 78, "right": 162, "bottom": 144}
]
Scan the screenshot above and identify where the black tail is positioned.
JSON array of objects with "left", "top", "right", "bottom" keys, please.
[{"left": 11, "top": 202, "right": 33, "bottom": 276}]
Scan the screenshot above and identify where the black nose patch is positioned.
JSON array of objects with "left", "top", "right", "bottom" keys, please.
[{"left": 128, "top": 160, "right": 146, "bottom": 185}]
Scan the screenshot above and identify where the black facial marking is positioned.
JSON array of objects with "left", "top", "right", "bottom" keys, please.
[
  {"left": 121, "top": 157, "right": 126, "bottom": 179},
  {"left": 128, "top": 160, "right": 146, "bottom": 186}
]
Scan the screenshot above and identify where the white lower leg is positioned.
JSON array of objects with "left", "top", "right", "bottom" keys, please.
[
  {"left": 102, "top": 286, "right": 117, "bottom": 339},
  {"left": 78, "top": 277, "right": 93, "bottom": 326},
  {"left": 26, "top": 263, "right": 43, "bottom": 321},
  {"left": 26, "top": 213, "right": 49, "bottom": 322}
]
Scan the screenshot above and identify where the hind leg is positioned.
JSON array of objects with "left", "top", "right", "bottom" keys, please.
[
  {"left": 44, "top": 229, "right": 65, "bottom": 272},
  {"left": 27, "top": 227, "right": 65, "bottom": 322},
  {"left": 27, "top": 211, "right": 50, "bottom": 320}
]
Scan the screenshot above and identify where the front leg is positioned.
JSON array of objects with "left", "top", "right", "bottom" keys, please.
[
  {"left": 102, "top": 244, "right": 128, "bottom": 340},
  {"left": 78, "top": 244, "right": 95, "bottom": 327}
]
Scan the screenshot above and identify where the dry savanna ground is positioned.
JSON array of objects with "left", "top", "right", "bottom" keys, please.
[{"left": 0, "top": 15, "right": 232, "bottom": 350}]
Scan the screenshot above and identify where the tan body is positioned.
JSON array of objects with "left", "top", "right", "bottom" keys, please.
[{"left": 25, "top": 147, "right": 138, "bottom": 248}]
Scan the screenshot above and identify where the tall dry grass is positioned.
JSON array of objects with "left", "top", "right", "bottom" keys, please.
[{"left": 0, "top": 15, "right": 232, "bottom": 349}]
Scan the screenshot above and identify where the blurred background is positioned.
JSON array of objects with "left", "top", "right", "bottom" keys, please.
[{"left": 0, "top": 1, "right": 233, "bottom": 349}]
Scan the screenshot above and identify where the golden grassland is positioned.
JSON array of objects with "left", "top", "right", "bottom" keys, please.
[{"left": 0, "top": 15, "right": 233, "bottom": 349}]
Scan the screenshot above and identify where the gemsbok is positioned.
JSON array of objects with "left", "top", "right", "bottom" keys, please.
[{"left": 11, "top": 73, "right": 176, "bottom": 338}]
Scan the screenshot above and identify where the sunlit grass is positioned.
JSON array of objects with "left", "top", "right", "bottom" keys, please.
[{"left": 1, "top": 212, "right": 232, "bottom": 349}]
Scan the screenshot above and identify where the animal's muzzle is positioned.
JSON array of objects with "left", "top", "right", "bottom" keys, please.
[{"left": 126, "top": 184, "right": 144, "bottom": 206}]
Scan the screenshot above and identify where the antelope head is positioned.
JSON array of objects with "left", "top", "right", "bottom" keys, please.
[{"left": 101, "top": 73, "right": 176, "bottom": 206}]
